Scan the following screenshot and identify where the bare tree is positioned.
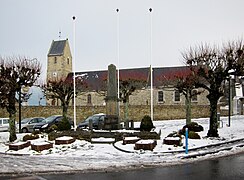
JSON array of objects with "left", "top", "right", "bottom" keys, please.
[
  {"left": 175, "top": 70, "right": 202, "bottom": 125},
  {"left": 0, "top": 56, "right": 41, "bottom": 142},
  {"left": 119, "top": 79, "right": 147, "bottom": 128},
  {"left": 43, "top": 76, "right": 88, "bottom": 119},
  {"left": 183, "top": 40, "right": 244, "bottom": 137}
]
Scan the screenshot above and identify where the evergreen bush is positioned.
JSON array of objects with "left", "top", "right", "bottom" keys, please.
[
  {"left": 140, "top": 115, "right": 154, "bottom": 132},
  {"left": 179, "top": 122, "right": 204, "bottom": 135},
  {"left": 188, "top": 131, "right": 201, "bottom": 139},
  {"left": 46, "top": 124, "right": 58, "bottom": 133},
  {"left": 57, "top": 117, "right": 71, "bottom": 131},
  {"left": 185, "top": 122, "right": 204, "bottom": 132}
]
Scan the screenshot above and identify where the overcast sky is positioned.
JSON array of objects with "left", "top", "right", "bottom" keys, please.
[{"left": 0, "top": 0, "right": 243, "bottom": 81}]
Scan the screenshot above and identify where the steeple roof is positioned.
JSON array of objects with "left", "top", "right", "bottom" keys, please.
[{"left": 48, "top": 39, "right": 67, "bottom": 56}]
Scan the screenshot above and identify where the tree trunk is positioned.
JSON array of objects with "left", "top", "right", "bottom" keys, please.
[
  {"left": 207, "top": 94, "right": 219, "bottom": 137},
  {"left": 185, "top": 91, "right": 192, "bottom": 125},
  {"left": 7, "top": 91, "right": 17, "bottom": 142},
  {"left": 62, "top": 103, "right": 68, "bottom": 119},
  {"left": 9, "top": 113, "right": 17, "bottom": 142},
  {"left": 123, "top": 102, "right": 129, "bottom": 129},
  {"left": 124, "top": 96, "right": 129, "bottom": 129}
]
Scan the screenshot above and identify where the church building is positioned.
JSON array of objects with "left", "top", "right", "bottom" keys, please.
[
  {"left": 46, "top": 39, "right": 211, "bottom": 108},
  {"left": 47, "top": 39, "right": 72, "bottom": 81}
]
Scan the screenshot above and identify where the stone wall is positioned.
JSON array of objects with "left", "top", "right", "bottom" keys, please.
[
  {"left": 74, "top": 87, "right": 210, "bottom": 107},
  {"left": 0, "top": 105, "right": 226, "bottom": 123}
]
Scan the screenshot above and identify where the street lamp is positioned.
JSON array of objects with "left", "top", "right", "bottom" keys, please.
[
  {"left": 227, "top": 69, "right": 236, "bottom": 127},
  {"left": 228, "top": 76, "right": 232, "bottom": 127},
  {"left": 227, "top": 74, "right": 237, "bottom": 127},
  {"left": 18, "top": 85, "right": 22, "bottom": 133}
]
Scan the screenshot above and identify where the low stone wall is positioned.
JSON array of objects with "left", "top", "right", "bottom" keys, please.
[{"left": 0, "top": 105, "right": 226, "bottom": 123}]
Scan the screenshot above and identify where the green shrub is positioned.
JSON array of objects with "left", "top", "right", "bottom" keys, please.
[
  {"left": 46, "top": 124, "right": 58, "bottom": 133},
  {"left": 57, "top": 117, "right": 71, "bottom": 131},
  {"left": 167, "top": 131, "right": 182, "bottom": 139},
  {"left": 185, "top": 122, "right": 204, "bottom": 132},
  {"left": 23, "top": 134, "right": 39, "bottom": 141},
  {"left": 188, "top": 131, "right": 201, "bottom": 139},
  {"left": 140, "top": 115, "right": 154, "bottom": 132},
  {"left": 164, "top": 131, "right": 182, "bottom": 146},
  {"left": 32, "top": 130, "right": 40, "bottom": 135},
  {"left": 180, "top": 122, "right": 204, "bottom": 135}
]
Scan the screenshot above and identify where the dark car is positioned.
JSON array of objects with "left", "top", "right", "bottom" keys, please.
[
  {"left": 33, "top": 115, "right": 72, "bottom": 132},
  {"left": 77, "top": 113, "right": 105, "bottom": 130}
]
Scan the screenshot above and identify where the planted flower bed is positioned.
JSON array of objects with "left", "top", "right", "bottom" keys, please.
[
  {"left": 55, "top": 136, "right": 76, "bottom": 145},
  {"left": 163, "top": 137, "right": 181, "bottom": 146},
  {"left": 9, "top": 141, "right": 31, "bottom": 151},
  {"left": 134, "top": 139, "right": 157, "bottom": 151},
  {"left": 123, "top": 137, "right": 140, "bottom": 145},
  {"left": 31, "top": 142, "right": 53, "bottom": 151}
]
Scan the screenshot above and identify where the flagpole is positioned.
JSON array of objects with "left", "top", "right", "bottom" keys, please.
[
  {"left": 116, "top": 8, "right": 120, "bottom": 117},
  {"left": 149, "top": 8, "right": 153, "bottom": 121},
  {"left": 72, "top": 16, "right": 77, "bottom": 130}
]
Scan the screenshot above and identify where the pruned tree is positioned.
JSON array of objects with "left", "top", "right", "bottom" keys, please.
[
  {"left": 119, "top": 79, "right": 147, "bottom": 128},
  {"left": 16, "top": 88, "right": 32, "bottom": 132},
  {"left": 0, "top": 56, "right": 41, "bottom": 142},
  {"left": 183, "top": 40, "right": 244, "bottom": 137},
  {"left": 175, "top": 70, "right": 203, "bottom": 125},
  {"left": 43, "top": 76, "right": 88, "bottom": 120}
]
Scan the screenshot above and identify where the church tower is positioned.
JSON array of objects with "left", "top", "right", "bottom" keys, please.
[{"left": 47, "top": 39, "right": 72, "bottom": 82}]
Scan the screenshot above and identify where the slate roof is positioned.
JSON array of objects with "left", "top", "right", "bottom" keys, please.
[
  {"left": 48, "top": 40, "right": 66, "bottom": 56},
  {"left": 66, "top": 66, "right": 191, "bottom": 91}
]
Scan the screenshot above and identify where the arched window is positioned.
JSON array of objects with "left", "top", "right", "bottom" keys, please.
[
  {"left": 158, "top": 91, "right": 164, "bottom": 102},
  {"left": 192, "top": 89, "right": 198, "bottom": 102},
  {"left": 67, "top": 57, "right": 69, "bottom": 64},
  {"left": 87, "top": 94, "right": 92, "bottom": 105},
  {"left": 54, "top": 57, "right": 57, "bottom": 64},
  {"left": 174, "top": 90, "right": 180, "bottom": 102},
  {"left": 51, "top": 99, "right": 56, "bottom": 106}
]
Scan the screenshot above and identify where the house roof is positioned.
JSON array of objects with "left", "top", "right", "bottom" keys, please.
[
  {"left": 48, "top": 40, "right": 67, "bottom": 56},
  {"left": 66, "top": 66, "right": 191, "bottom": 91}
]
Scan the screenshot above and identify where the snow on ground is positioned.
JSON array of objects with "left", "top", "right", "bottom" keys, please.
[
  {"left": 0, "top": 115, "right": 244, "bottom": 173},
  {"left": 1, "top": 115, "right": 244, "bottom": 155}
]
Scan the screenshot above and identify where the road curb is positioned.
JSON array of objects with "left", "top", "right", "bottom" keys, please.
[{"left": 113, "top": 138, "right": 244, "bottom": 155}]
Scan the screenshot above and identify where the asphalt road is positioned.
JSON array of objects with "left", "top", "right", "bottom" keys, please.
[{"left": 3, "top": 152, "right": 244, "bottom": 180}]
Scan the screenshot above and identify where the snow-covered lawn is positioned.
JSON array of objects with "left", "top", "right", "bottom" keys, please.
[{"left": 0, "top": 115, "right": 244, "bottom": 157}]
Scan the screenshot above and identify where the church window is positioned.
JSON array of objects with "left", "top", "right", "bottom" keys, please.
[
  {"left": 67, "top": 57, "right": 69, "bottom": 64},
  {"left": 158, "top": 91, "right": 164, "bottom": 102},
  {"left": 192, "top": 89, "right": 198, "bottom": 102},
  {"left": 87, "top": 94, "right": 92, "bottom": 104},
  {"left": 54, "top": 57, "right": 57, "bottom": 64},
  {"left": 174, "top": 90, "right": 180, "bottom": 102},
  {"left": 51, "top": 99, "right": 56, "bottom": 106}
]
